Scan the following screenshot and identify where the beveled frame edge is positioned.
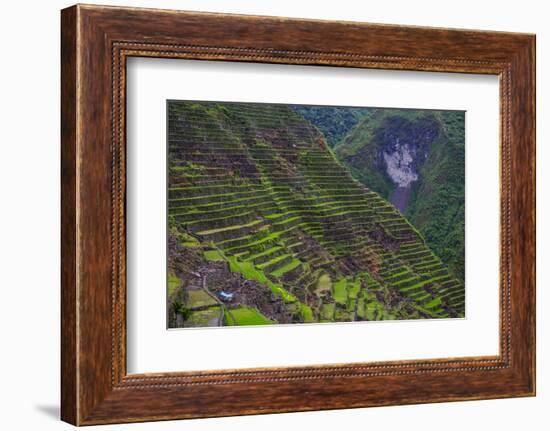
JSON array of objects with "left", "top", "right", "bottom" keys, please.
[{"left": 61, "top": 4, "right": 535, "bottom": 426}]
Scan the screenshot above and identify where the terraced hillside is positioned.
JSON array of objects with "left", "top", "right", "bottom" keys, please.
[
  {"left": 333, "top": 108, "right": 466, "bottom": 281},
  {"left": 167, "top": 101, "right": 465, "bottom": 328}
]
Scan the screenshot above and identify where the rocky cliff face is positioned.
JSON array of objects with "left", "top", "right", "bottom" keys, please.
[
  {"left": 344, "top": 114, "right": 439, "bottom": 212},
  {"left": 383, "top": 140, "right": 420, "bottom": 188},
  {"left": 167, "top": 101, "right": 464, "bottom": 328},
  {"left": 333, "top": 109, "right": 465, "bottom": 281},
  {"left": 378, "top": 116, "right": 439, "bottom": 211}
]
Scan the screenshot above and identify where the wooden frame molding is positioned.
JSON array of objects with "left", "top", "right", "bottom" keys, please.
[{"left": 61, "top": 4, "right": 535, "bottom": 425}]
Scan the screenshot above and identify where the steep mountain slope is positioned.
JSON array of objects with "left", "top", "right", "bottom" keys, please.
[
  {"left": 292, "top": 105, "right": 370, "bottom": 147},
  {"left": 167, "top": 101, "right": 465, "bottom": 328},
  {"left": 334, "top": 109, "right": 465, "bottom": 280}
]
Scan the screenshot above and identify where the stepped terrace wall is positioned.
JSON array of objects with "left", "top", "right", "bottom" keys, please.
[{"left": 167, "top": 101, "right": 465, "bottom": 328}]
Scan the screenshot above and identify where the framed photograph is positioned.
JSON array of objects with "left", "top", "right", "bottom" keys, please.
[{"left": 61, "top": 4, "right": 535, "bottom": 425}]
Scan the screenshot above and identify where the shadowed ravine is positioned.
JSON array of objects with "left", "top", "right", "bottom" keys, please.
[{"left": 389, "top": 186, "right": 411, "bottom": 212}]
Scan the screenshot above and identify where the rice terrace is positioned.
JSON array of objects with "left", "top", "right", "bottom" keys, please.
[{"left": 167, "top": 100, "right": 465, "bottom": 328}]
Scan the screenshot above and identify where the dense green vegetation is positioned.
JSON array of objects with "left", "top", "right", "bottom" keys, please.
[
  {"left": 331, "top": 109, "right": 465, "bottom": 280},
  {"left": 406, "top": 112, "right": 465, "bottom": 280},
  {"left": 167, "top": 101, "right": 465, "bottom": 328},
  {"left": 225, "top": 306, "right": 274, "bottom": 326},
  {"left": 292, "top": 105, "right": 370, "bottom": 147}
]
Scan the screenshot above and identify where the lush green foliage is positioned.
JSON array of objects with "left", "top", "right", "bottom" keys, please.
[
  {"left": 225, "top": 306, "right": 273, "bottom": 326},
  {"left": 406, "top": 112, "right": 465, "bottom": 280},
  {"left": 331, "top": 109, "right": 465, "bottom": 281},
  {"left": 292, "top": 105, "right": 370, "bottom": 147},
  {"left": 167, "top": 273, "right": 181, "bottom": 297},
  {"left": 167, "top": 101, "right": 465, "bottom": 328}
]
